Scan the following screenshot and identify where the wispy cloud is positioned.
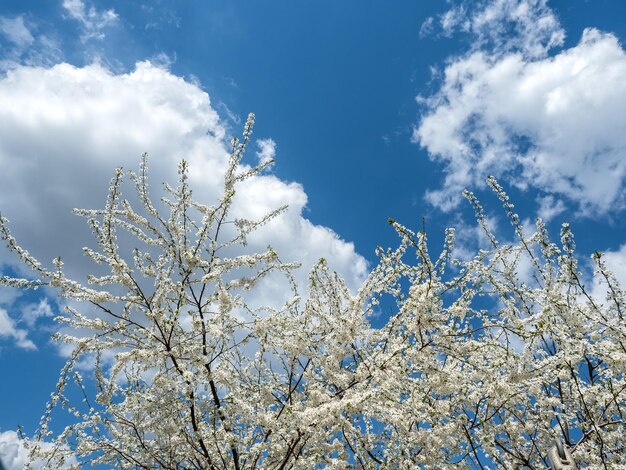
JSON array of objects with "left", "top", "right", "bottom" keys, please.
[
  {"left": 536, "top": 194, "right": 566, "bottom": 222},
  {"left": 435, "top": 0, "right": 564, "bottom": 58},
  {"left": 0, "top": 15, "right": 63, "bottom": 72},
  {"left": 141, "top": 3, "right": 181, "bottom": 31},
  {"left": 21, "top": 298, "right": 54, "bottom": 328},
  {"left": 0, "top": 16, "right": 34, "bottom": 49},
  {"left": 0, "top": 308, "right": 35, "bottom": 350},
  {"left": 62, "top": 0, "right": 118, "bottom": 41}
]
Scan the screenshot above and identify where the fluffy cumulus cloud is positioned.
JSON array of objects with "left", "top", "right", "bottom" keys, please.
[
  {"left": 416, "top": 1, "right": 626, "bottom": 218},
  {"left": 0, "top": 431, "right": 77, "bottom": 469},
  {"left": 0, "top": 431, "right": 34, "bottom": 470},
  {"left": 0, "top": 61, "right": 368, "bottom": 343}
]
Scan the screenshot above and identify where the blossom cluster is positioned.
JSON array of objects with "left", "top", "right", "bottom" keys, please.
[{"left": 1, "top": 115, "right": 624, "bottom": 468}]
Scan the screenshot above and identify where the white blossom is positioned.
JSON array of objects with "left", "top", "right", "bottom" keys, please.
[{"left": 0, "top": 117, "right": 624, "bottom": 468}]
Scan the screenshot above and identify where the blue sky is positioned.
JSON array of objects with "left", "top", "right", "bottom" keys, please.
[{"left": 1, "top": 0, "right": 626, "bottom": 467}]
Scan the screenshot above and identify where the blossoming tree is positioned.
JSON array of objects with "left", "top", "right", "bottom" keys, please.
[{"left": 1, "top": 115, "right": 624, "bottom": 468}]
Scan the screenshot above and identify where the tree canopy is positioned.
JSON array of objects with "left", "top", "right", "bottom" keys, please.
[{"left": 1, "top": 115, "right": 624, "bottom": 468}]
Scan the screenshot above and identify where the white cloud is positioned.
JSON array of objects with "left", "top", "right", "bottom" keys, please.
[
  {"left": 602, "top": 246, "right": 626, "bottom": 287},
  {"left": 536, "top": 194, "right": 566, "bottom": 222},
  {"left": 0, "top": 61, "right": 368, "bottom": 349},
  {"left": 439, "top": 0, "right": 564, "bottom": 58},
  {"left": 0, "top": 431, "right": 77, "bottom": 469},
  {"left": 62, "top": 0, "right": 118, "bottom": 41},
  {"left": 590, "top": 244, "right": 626, "bottom": 311},
  {"left": 0, "top": 286, "right": 21, "bottom": 307},
  {"left": 0, "top": 16, "right": 34, "bottom": 49},
  {"left": 415, "top": 28, "right": 626, "bottom": 215},
  {"left": 419, "top": 16, "right": 435, "bottom": 39},
  {"left": 21, "top": 299, "right": 54, "bottom": 328},
  {"left": 256, "top": 138, "right": 276, "bottom": 166},
  {"left": 0, "top": 16, "right": 63, "bottom": 72},
  {"left": 449, "top": 214, "right": 500, "bottom": 262},
  {"left": 0, "top": 431, "right": 31, "bottom": 470},
  {"left": 0, "top": 308, "right": 36, "bottom": 350}
]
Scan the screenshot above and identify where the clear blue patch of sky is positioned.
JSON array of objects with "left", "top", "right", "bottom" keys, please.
[{"left": 0, "top": 283, "right": 67, "bottom": 436}]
